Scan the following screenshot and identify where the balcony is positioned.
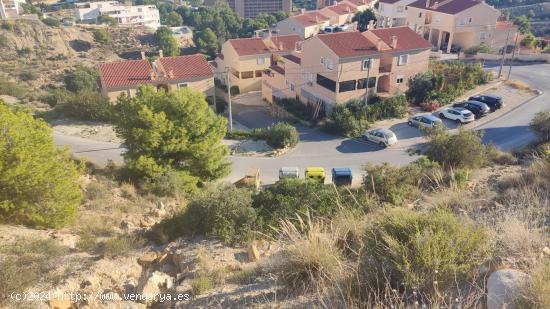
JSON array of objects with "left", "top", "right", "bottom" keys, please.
[{"left": 379, "top": 64, "right": 392, "bottom": 73}]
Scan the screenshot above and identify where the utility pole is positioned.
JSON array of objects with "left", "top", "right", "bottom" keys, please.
[
  {"left": 507, "top": 32, "right": 520, "bottom": 81},
  {"left": 364, "top": 59, "right": 371, "bottom": 105},
  {"left": 226, "top": 68, "right": 233, "bottom": 133},
  {"left": 498, "top": 29, "right": 511, "bottom": 79}
]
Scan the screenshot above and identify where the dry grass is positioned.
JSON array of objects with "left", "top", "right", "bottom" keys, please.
[
  {"left": 517, "top": 260, "right": 550, "bottom": 308},
  {"left": 506, "top": 79, "right": 531, "bottom": 90}
]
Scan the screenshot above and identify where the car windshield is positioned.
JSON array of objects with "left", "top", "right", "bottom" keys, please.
[{"left": 463, "top": 112, "right": 473, "bottom": 117}]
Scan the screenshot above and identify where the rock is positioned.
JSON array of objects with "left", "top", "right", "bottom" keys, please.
[
  {"left": 80, "top": 279, "right": 92, "bottom": 289},
  {"left": 542, "top": 246, "right": 550, "bottom": 257},
  {"left": 48, "top": 297, "right": 72, "bottom": 309},
  {"left": 247, "top": 242, "right": 260, "bottom": 262},
  {"left": 137, "top": 251, "right": 158, "bottom": 267},
  {"left": 487, "top": 269, "right": 530, "bottom": 309},
  {"left": 136, "top": 271, "right": 174, "bottom": 304}
]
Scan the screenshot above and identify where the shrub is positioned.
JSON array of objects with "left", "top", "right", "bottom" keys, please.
[
  {"left": 360, "top": 208, "right": 490, "bottom": 294},
  {"left": 42, "top": 17, "right": 60, "bottom": 27},
  {"left": 1, "top": 22, "right": 14, "bottom": 30},
  {"left": 56, "top": 90, "right": 112, "bottom": 121},
  {"left": 518, "top": 260, "right": 550, "bottom": 308},
  {"left": 0, "top": 34, "right": 8, "bottom": 47},
  {"left": 0, "top": 102, "right": 82, "bottom": 228},
  {"left": 142, "top": 171, "right": 195, "bottom": 196},
  {"left": 530, "top": 111, "right": 550, "bottom": 142},
  {"left": 41, "top": 88, "right": 72, "bottom": 107},
  {"left": 463, "top": 43, "right": 491, "bottom": 55},
  {"left": 191, "top": 275, "right": 213, "bottom": 295},
  {"left": 157, "top": 184, "right": 255, "bottom": 244},
  {"left": 64, "top": 64, "right": 99, "bottom": 92},
  {"left": 93, "top": 29, "right": 111, "bottom": 43},
  {"left": 94, "top": 234, "right": 146, "bottom": 258},
  {"left": 18, "top": 70, "right": 39, "bottom": 81},
  {"left": 98, "top": 15, "right": 118, "bottom": 27},
  {"left": 19, "top": 47, "right": 32, "bottom": 54},
  {"left": 264, "top": 122, "right": 298, "bottom": 149},
  {"left": 424, "top": 128, "right": 488, "bottom": 169},
  {"left": 0, "top": 79, "right": 27, "bottom": 99}
]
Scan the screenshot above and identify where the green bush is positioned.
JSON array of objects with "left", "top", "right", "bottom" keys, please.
[
  {"left": 98, "top": 15, "right": 118, "bottom": 27},
  {"left": 360, "top": 208, "right": 490, "bottom": 294},
  {"left": 0, "top": 79, "right": 27, "bottom": 99},
  {"left": 42, "top": 17, "right": 60, "bottom": 27},
  {"left": 0, "top": 102, "right": 82, "bottom": 228},
  {"left": 530, "top": 111, "right": 550, "bottom": 143},
  {"left": 56, "top": 90, "right": 112, "bottom": 121},
  {"left": 464, "top": 43, "right": 491, "bottom": 55},
  {"left": 93, "top": 29, "right": 111, "bottom": 43},
  {"left": 264, "top": 122, "right": 298, "bottom": 149},
  {"left": 424, "top": 128, "right": 488, "bottom": 169},
  {"left": 157, "top": 184, "right": 256, "bottom": 244},
  {"left": 64, "top": 64, "right": 99, "bottom": 92},
  {"left": 18, "top": 70, "right": 39, "bottom": 81},
  {"left": 142, "top": 171, "right": 195, "bottom": 196},
  {"left": 41, "top": 88, "right": 71, "bottom": 107}
]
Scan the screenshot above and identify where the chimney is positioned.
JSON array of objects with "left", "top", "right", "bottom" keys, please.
[
  {"left": 391, "top": 35, "right": 398, "bottom": 48},
  {"left": 159, "top": 49, "right": 163, "bottom": 58},
  {"left": 368, "top": 19, "right": 374, "bottom": 30},
  {"left": 433, "top": 1, "right": 439, "bottom": 8},
  {"left": 425, "top": 0, "right": 430, "bottom": 8},
  {"left": 140, "top": 51, "right": 146, "bottom": 59}
]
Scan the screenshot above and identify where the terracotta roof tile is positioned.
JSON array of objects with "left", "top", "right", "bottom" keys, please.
[
  {"left": 408, "top": 0, "right": 483, "bottom": 15},
  {"left": 229, "top": 38, "right": 271, "bottom": 56},
  {"left": 496, "top": 21, "right": 515, "bottom": 30},
  {"left": 318, "top": 32, "right": 379, "bottom": 57},
  {"left": 370, "top": 26, "right": 432, "bottom": 52},
  {"left": 99, "top": 59, "right": 152, "bottom": 89},
  {"left": 271, "top": 34, "right": 302, "bottom": 52},
  {"left": 290, "top": 11, "right": 330, "bottom": 27},
  {"left": 324, "top": 2, "right": 356, "bottom": 15},
  {"left": 378, "top": 0, "right": 402, "bottom": 4},
  {"left": 344, "top": 0, "right": 374, "bottom": 6},
  {"left": 157, "top": 54, "right": 213, "bottom": 80}
]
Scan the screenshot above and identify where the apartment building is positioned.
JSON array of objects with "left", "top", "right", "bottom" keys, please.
[
  {"left": 377, "top": 0, "right": 418, "bottom": 28},
  {"left": 262, "top": 26, "right": 431, "bottom": 114},
  {"left": 75, "top": 1, "right": 160, "bottom": 29},
  {"left": 276, "top": 10, "right": 331, "bottom": 38},
  {"left": 405, "top": 0, "right": 514, "bottom": 53},
  {"left": 98, "top": 53, "right": 214, "bottom": 101},
  {"left": 214, "top": 33, "right": 302, "bottom": 93},
  {"left": 209, "top": 0, "right": 292, "bottom": 18},
  {"left": 0, "top": 0, "right": 25, "bottom": 19},
  {"left": 319, "top": 2, "right": 356, "bottom": 25}
]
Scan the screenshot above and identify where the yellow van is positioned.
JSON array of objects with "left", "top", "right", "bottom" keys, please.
[{"left": 305, "top": 167, "right": 325, "bottom": 183}]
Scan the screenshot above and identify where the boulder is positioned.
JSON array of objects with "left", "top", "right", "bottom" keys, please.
[
  {"left": 542, "top": 246, "right": 550, "bottom": 257},
  {"left": 487, "top": 269, "right": 529, "bottom": 309},
  {"left": 137, "top": 251, "right": 158, "bottom": 267},
  {"left": 136, "top": 271, "right": 174, "bottom": 305}
]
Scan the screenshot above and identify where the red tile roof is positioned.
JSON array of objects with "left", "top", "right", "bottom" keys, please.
[
  {"left": 157, "top": 54, "right": 213, "bottom": 80},
  {"left": 318, "top": 32, "right": 379, "bottom": 57},
  {"left": 324, "top": 2, "right": 356, "bottom": 15},
  {"left": 283, "top": 54, "right": 301, "bottom": 64},
  {"left": 408, "top": 0, "right": 482, "bottom": 15},
  {"left": 318, "top": 27, "right": 431, "bottom": 58},
  {"left": 99, "top": 59, "right": 152, "bottom": 89},
  {"left": 228, "top": 38, "right": 270, "bottom": 56},
  {"left": 370, "top": 26, "right": 432, "bottom": 52},
  {"left": 291, "top": 11, "right": 330, "bottom": 27},
  {"left": 496, "top": 21, "right": 515, "bottom": 30},
  {"left": 99, "top": 54, "right": 212, "bottom": 89},
  {"left": 271, "top": 34, "right": 302, "bottom": 52}
]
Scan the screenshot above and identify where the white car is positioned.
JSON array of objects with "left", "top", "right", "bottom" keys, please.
[
  {"left": 363, "top": 128, "right": 398, "bottom": 147},
  {"left": 439, "top": 107, "right": 475, "bottom": 123}
]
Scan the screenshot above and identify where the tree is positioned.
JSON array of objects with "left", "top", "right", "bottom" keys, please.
[
  {"left": 93, "top": 29, "right": 111, "bottom": 43},
  {"left": 164, "top": 11, "right": 183, "bottom": 27},
  {"left": 195, "top": 28, "right": 218, "bottom": 58},
  {"left": 424, "top": 128, "right": 488, "bottom": 169},
  {"left": 155, "top": 26, "right": 180, "bottom": 56},
  {"left": 352, "top": 9, "right": 376, "bottom": 32},
  {"left": 514, "top": 15, "right": 531, "bottom": 35},
  {"left": 64, "top": 65, "right": 99, "bottom": 92},
  {"left": 114, "top": 85, "right": 230, "bottom": 191},
  {"left": 0, "top": 102, "right": 82, "bottom": 228},
  {"left": 520, "top": 33, "right": 537, "bottom": 48},
  {"left": 274, "top": 10, "right": 290, "bottom": 22},
  {"left": 530, "top": 111, "right": 550, "bottom": 142}
]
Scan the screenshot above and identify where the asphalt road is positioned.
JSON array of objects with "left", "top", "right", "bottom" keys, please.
[{"left": 53, "top": 64, "right": 550, "bottom": 184}]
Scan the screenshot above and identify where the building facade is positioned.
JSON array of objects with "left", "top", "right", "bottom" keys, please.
[
  {"left": 0, "top": 0, "right": 25, "bottom": 19},
  {"left": 75, "top": 1, "right": 160, "bottom": 29},
  {"left": 377, "top": 0, "right": 417, "bottom": 28},
  {"left": 276, "top": 10, "right": 331, "bottom": 38},
  {"left": 262, "top": 26, "right": 431, "bottom": 114},
  {"left": 209, "top": 0, "right": 292, "bottom": 18},
  {"left": 98, "top": 54, "right": 214, "bottom": 102}
]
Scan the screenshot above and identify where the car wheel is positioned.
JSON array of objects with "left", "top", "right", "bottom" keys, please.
[
  {"left": 439, "top": 113, "right": 445, "bottom": 119},
  {"left": 455, "top": 118, "right": 461, "bottom": 124},
  {"left": 407, "top": 121, "right": 413, "bottom": 126},
  {"left": 379, "top": 141, "right": 386, "bottom": 148}
]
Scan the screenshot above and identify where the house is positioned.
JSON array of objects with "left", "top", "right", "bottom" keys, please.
[
  {"left": 0, "top": 0, "right": 25, "bottom": 19},
  {"left": 276, "top": 10, "right": 331, "bottom": 38},
  {"left": 262, "top": 26, "right": 431, "bottom": 114},
  {"left": 405, "top": 0, "right": 515, "bottom": 53},
  {"left": 98, "top": 53, "right": 214, "bottom": 102},
  {"left": 377, "top": 0, "right": 418, "bottom": 28},
  {"left": 74, "top": 1, "right": 160, "bottom": 29},
  {"left": 317, "top": 0, "right": 375, "bottom": 11},
  {"left": 207, "top": 0, "right": 292, "bottom": 18},
  {"left": 214, "top": 33, "right": 302, "bottom": 93},
  {"left": 320, "top": 2, "right": 357, "bottom": 26}
]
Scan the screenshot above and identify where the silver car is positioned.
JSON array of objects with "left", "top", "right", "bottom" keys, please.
[
  {"left": 363, "top": 128, "right": 398, "bottom": 147},
  {"left": 408, "top": 114, "right": 443, "bottom": 129}
]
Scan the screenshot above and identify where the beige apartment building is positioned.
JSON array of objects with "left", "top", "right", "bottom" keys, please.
[
  {"left": 405, "top": 0, "right": 515, "bottom": 53},
  {"left": 208, "top": 0, "right": 292, "bottom": 18},
  {"left": 262, "top": 26, "right": 431, "bottom": 115},
  {"left": 317, "top": 0, "right": 374, "bottom": 11},
  {"left": 319, "top": 2, "right": 356, "bottom": 25},
  {"left": 276, "top": 10, "right": 331, "bottom": 38},
  {"left": 377, "top": 0, "right": 418, "bottom": 28},
  {"left": 214, "top": 34, "right": 302, "bottom": 93},
  {"left": 98, "top": 53, "right": 214, "bottom": 101}
]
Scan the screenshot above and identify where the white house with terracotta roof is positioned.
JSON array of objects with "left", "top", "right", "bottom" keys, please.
[
  {"left": 75, "top": 1, "right": 160, "bottom": 29},
  {"left": 276, "top": 10, "right": 331, "bottom": 38},
  {"left": 377, "top": 0, "right": 418, "bottom": 28},
  {"left": 262, "top": 26, "right": 431, "bottom": 114},
  {"left": 319, "top": 2, "right": 357, "bottom": 26},
  {"left": 214, "top": 33, "right": 302, "bottom": 93},
  {"left": 405, "top": 0, "right": 516, "bottom": 53},
  {"left": 98, "top": 53, "right": 214, "bottom": 102}
]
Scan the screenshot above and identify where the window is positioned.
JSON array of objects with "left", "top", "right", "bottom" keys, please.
[
  {"left": 357, "top": 77, "right": 376, "bottom": 89},
  {"left": 418, "top": 12, "right": 422, "bottom": 18},
  {"left": 316, "top": 74, "right": 336, "bottom": 92},
  {"left": 339, "top": 80, "right": 356, "bottom": 92},
  {"left": 397, "top": 6, "right": 404, "bottom": 12},
  {"left": 257, "top": 57, "right": 265, "bottom": 65},
  {"left": 480, "top": 32, "right": 486, "bottom": 40},
  {"left": 398, "top": 54, "right": 409, "bottom": 66},
  {"left": 231, "top": 68, "right": 240, "bottom": 78},
  {"left": 177, "top": 83, "right": 188, "bottom": 88},
  {"left": 320, "top": 57, "right": 324, "bottom": 64},
  {"left": 396, "top": 76, "right": 404, "bottom": 84},
  {"left": 362, "top": 58, "right": 372, "bottom": 70},
  {"left": 241, "top": 71, "right": 254, "bottom": 79},
  {"left": 290, "top": 83, "right": 295, "bottom": 92},
  {"left": 468, "top": 17, "right": 472, "bottom": 23},
  {"left": 255, "top": 70, "right": 262, "bottom": 78}
]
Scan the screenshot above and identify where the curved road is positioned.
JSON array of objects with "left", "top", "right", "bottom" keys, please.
[{"left": 53, "top": 64, "right": 550, "bottom": 184}]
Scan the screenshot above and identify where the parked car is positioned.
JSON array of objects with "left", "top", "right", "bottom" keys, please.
[
  {"left": 363, "top": 128, "right": 398, "bottom": 147},
  {"left": 407, "top": 114, "right": 443, "bottom": 129},
  {"left": 453, "top": 101, "right": 490, "bottom": 118},
  {"left": 279, "top": 167, "right": 299, "bottom": 180},
  {"left": 469, "top": 94, "right": 503, "bottom": 111},
  {"left": 323, "top": 26, "right": 339, "bottom": 33},
  {"left": 305, "top": 167, "right": 325, "bottom": 183},
  {"left": 440, "top": 43, "right": 461, "bottom": 53},
  {"left": 438, "top": 107, "right": 475, "bottom": 124},
  {"left": 332, "top": 168, "right": 352, "bottom": 186}
]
